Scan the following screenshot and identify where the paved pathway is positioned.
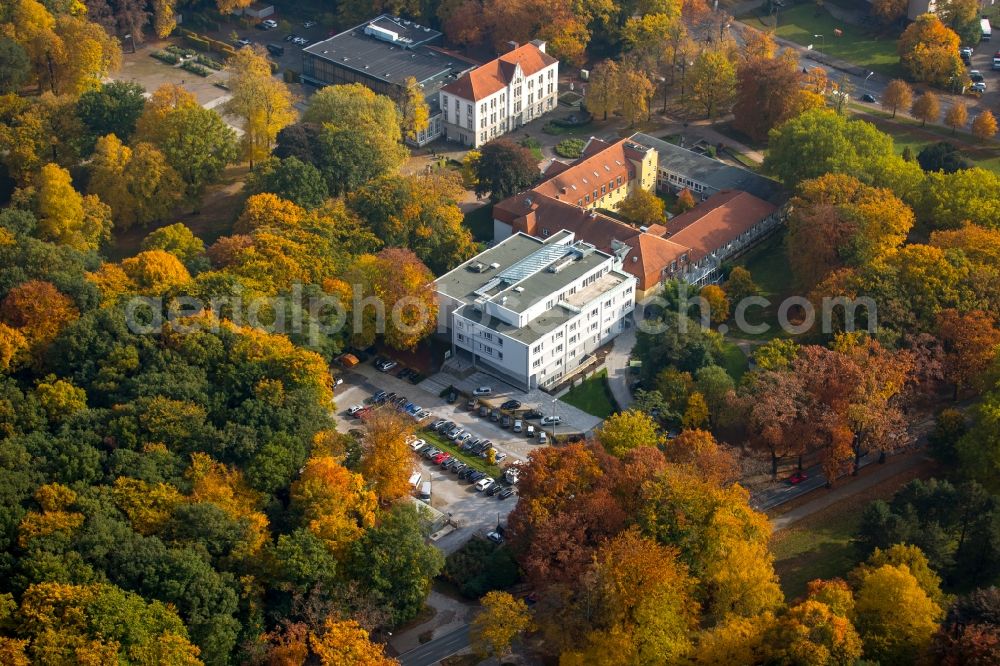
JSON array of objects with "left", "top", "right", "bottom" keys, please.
[
  {"left": 604, "top": 323, "right": 636, "bottom": 411},
  {"left": 397, "top": 624, "right": 471, "bottom": 666}
]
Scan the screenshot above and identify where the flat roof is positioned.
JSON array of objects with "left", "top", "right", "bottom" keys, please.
[
  {"left": 629, "top": 133, "right": 785, "bottom": 204},
  {"left": 303, "top": 15, "right": 472, "bottom": 91}
]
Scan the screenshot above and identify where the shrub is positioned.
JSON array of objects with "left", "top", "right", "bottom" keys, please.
[
  {"left": 181, "top": 61, "right": 211, "bottom": 77},
  {"left": 195, "top": 54, "right": 224, "bottom": 70},
  {"left": 443, "top": 537, "right": 520, "bottom": 598},
  {"left": 151, "top": 50, "right": 180, "bottom": 65},
  {"left": 555, "top": 138, "right": 586, "bottom": 158},
  {"left": 519, "top": 136, "right": 543, "bottom": 161}
]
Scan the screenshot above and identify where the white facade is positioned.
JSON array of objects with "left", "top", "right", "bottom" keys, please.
[
  {"left": 440, "top": 59, "right": 559, "bottom": 147},
  {"left": 435, "top": 232, "right": 636, "bottom": 391}
]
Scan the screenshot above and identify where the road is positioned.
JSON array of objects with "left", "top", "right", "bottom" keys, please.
[
  {"left": 397, "top": 624, "right": 471, "bottom": 666},
  {"left": 751, "top": 451, "right": 877, "bottom": 511}
]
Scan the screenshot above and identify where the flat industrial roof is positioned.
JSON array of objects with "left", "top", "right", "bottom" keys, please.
[{"left": 303, "top": 15, "right": 472, "bottom": 90}]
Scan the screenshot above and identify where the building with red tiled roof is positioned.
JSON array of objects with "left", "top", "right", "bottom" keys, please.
[
  {"left": 492, "top": 137, "right": 785, "bottom": 295},
  {"left": 439, "top": 41, "right": 559, "bottom": 147}
]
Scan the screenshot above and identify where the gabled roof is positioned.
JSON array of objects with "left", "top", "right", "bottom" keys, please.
[
  {"left": 529, "top": 138, "right": 651, "bottom": 203},
  {"left": 441, "top": 43, "right": 557, "bottom": 101},
  {"left": 665, "top": 190, "right": 778, "bottom": 261}
]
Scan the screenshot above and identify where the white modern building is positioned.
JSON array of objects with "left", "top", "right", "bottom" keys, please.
[
  {"left": 435, "top": 230, "right": 636, "bottom": 391},
  {"left": 439, "top": 41, "right": 559, "bottom": 147}
]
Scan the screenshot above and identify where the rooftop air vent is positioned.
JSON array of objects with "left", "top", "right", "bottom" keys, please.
[
  {"left": 514, "top": 286, "right": 525, "bottom": 293},
  {"left": 489, "top": 262, "right": 500, "bottom": 269},
  {"left": 468, "top": 262, "right": 485, "bottom": 273}
]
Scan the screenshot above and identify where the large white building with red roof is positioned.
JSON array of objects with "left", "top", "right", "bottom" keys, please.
[{"left": 439, "top": 41, "right": 559, "bottom": 147}]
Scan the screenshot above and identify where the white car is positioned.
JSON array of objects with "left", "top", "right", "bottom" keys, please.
[
  {"left": 261, "top": 19, "right": 278, "bottom": 29},
  {"left": 235, "top": 38, "right": 252, "bottom": 47},
  {"left": 472, "top": 386, "right": 493, "bottom": 396},
  {"left": 540, "top": 415, "right": 562, "bottom": 426},
  {"left": 347, "top": 404, "right": 365, "bottom": 416},
  {"left": 972, "top": 81, "right": 987, "bottom": 93},
  {"left": 409, "top": 438, "right": 426, "bottom": 451},
  {"left": 303, "top": 20, "right": 317, "bottom": 28},
  {"left": 486, "top": 530, "right": 503, "bottom": 544}
]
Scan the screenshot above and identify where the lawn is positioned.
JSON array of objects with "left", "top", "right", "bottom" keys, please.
[
  {"left": 771, "top": 509, "right": 861, "bottom": 600},
  {"left": 719, "top": 342, "right": 749, "bottom": 381},
  {"left": 729, "top": 231, "right": 796, "bottom": 340},
  {"left": 561, "top": 369, "right": 618, "bottom": 419},
  {"left": 850, "top": 107, "right": 1000, "bottom": 176},
  {"left": 745, "top": 4, "right": 903, "bottom": 78},
  {"left": 462, "top": 204, "right": 494, "bottom": 243}
]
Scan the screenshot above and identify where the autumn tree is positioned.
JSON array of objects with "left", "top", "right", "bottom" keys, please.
[
  {"left": 120, "top": 250, "right": 192, "bottom": 293},
  {"left": 852, "top": 563, "right": 943, "bottom": 664},
  {"left": 358, "top": 410, "right": 414, "bottom": 504},
  {"left": 972, "top": 109, "right": 998, "bottom": 139},
  {"left": 471, "top": 591, "right": 533, "bottom": 659},
  {"left": 912, "top": 91, "right": 941, "bottom": 126},
  {"left": 873, "top": 0, "right": 909, "bottom": 25},
  {"left": 786, "top": 173, "right": 914, "bottom": 289},
  {"left": 899, "top": 14, "right": 964, "bottom": 87},
  {"left": 0, "top": 280, "right": 79, "bottom": 353},
  {"left": 224, "top": 45, "right": 295, "bottom": 169},
  {"left": 764, "top": 599, "right": 863, "bottom": 664},
  {"left": 141, "top": 223, "right": 206, "bottom": 270},
  {"left": 682, "top": 391, "right": 710, "bottom": 429},
  {"left": 234, "top": 193, "right": 305, "bottom": 234},
  {"left": 936, "top": 309, "right": 1000, "bottom": 398},
  {"left": 597, "top": 409, "right": 663, "bottom": 457},
  {"left": 931, "top": 587, "right": 1000, "bottom": 664},
  {"left": 308, "top": 618, "right": 397, "bottom": 666},
  {"left": 881, "top": 79, "right": 913, "bottom": 118},
  {"left": 618, "top": 188, "right": 665, "bottom": 226},
  {"left": 688, "top": 47, "right": 737, "bottom": 119},
  {"left": 290, "top": 455, "right": 377, "bottom": 552},
  {"left": 723, "top": 266, "right": 758, "bottom": 304},
  {"left": 586, "top": 59, "right": 620, "bottom": 120},
  {"left": 473, "top": 139, "right": 539, "bottom": 201},
  {"left": 945, "top": 100, "right": 968, "bottom": 134},
  {"left": 734, "top": 49, "right": 817, "bottom": 143},
  {"left": 33, "top": 163, "right": 112, "bottom": 251},
  {"left": 676, "top": 188, "right": 696, "bottom": 212},
  {"left": 618, "top": 65, "right": 654, "bottom": 125},
  {"left": 699, "top": 285, "right": 730, "bottom": 324},
  {"left": 88, "top": 134, "right": 183, "bottom": 230},
  {"left": 663, "top": 428, "right": 740, "bottom": 485},
  {"left": 399, "top": 76, "right": 430, "bottom": 142}
]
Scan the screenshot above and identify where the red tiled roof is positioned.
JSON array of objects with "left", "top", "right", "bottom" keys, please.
[
  {"left": 622, "top": 234, "right": 690, "bottom": 290},
  {"left": 530, "top": 138, "right": 645, "bottom": 204},
  {"left": 665, "top": 190, "right": 778, "bottom": 262},
  {"left": 441, "top": 43, "right": 556, "bottom": 101}
]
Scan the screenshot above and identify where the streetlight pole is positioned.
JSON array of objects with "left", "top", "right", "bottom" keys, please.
[
  {"left": 813, "top": 34, "right": 824, "bottom": 51},
  {"left": 551, "top": 398, "right": 557, "bottom": 444}
]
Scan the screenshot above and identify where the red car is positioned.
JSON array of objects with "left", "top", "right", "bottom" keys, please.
[
  {"left": 786, "top": 471, "right": 808, "bottom": 485},
  {"left": 432, "top": 453, "right": 451, "bottom": 464}
]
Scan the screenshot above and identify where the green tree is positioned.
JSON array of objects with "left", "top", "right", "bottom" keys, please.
[
  {"left": 723, "top": 266, "right": 758, "bottom": 304},
  {"left": 473, "top": 139, "right": 539, "bottom": 202},
  {"left": 75, "top": 80, "right": 146, "bottom": 153},
  {"left": 688, "top": 47, "right": 738, "bottom": 119},
  {"left": 321, "top": 127, "right": 408, "bottom": 197},
  {"left": 346, "top": 503, "right": 445, "bottom": 625},
  {"left": 246, "top": 156, "right": 329, "bottom": 209},
  {"left": 0, "top": 36, "right": 30, "bottom": 93}
]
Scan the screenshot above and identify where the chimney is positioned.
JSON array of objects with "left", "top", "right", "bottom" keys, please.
[
  {"left": 529, "top": 39, "right": 547, "bottom": 53},
  {"left": 505, "top": 40, "right": 519, "bottom": 53}
]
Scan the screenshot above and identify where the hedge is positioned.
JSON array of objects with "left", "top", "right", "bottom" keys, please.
[{"left": 151, "top": 50, "right": 180, "bottom": 65}]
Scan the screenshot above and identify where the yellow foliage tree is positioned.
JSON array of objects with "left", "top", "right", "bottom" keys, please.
[
  {"left": 898, "top": 14, "right": 964, "bottom": 87},
  {"left": 186, "top": 452, "right": 270, "bottom": 557},
  {"left": 972, "top": 109, "right": 998, "bottom": 139},
  {"left": 944, "top": 100, "right": 968, "bottom": 134},
  {"left": 596, "top": 409, "right": 663, "bottom": 457},
  {"left": 112, "top": 477, "right": 186, "bottom": 535},
  {"left": 682, "top": 391, "right": 710, "bottom": 429},
  {"left": 291, "top": 456, "right": 377, "bottom": 551},
  {"left": 85, "top": 263, "right": 135, "bottom": 305},
  {"left": 359, "top": 410, "right": 415, "bottom": 504},
  {"left": 0, "top": 323, "right": 29, "bottom": 373},
  {"left": 33, "top": 375, "right": 87, "bottom": 422},
  {"left": 0, "top": 280, "right": 79, "bottom": 353},
  {"left": 618, "top": 188, "right": 665, "bottom": 227},
  {"left": 852, "top": 563, "right": 943, "bottom": 664},
  {"left": 689, "top": 613, "right": 772, "bottom": 664},
  {"left": 34, "top": 162, "right": 112, "bottom": 251},
  {"left": 120, "top": 249, "right": 192, "bottom": 293},
  {"left": 89, "top": 134, "right": 183, "bottom": 230},
  {"left": 471, "top": 591, "right": 533, "bottom": 659},
  {"left": 663, "top": 429, "right": 740, "bottom": 485},
  {"left": 223, "top": 45, "right": 296, "bottom": 168},
  {"left": 18, "top": 483, "right": 84, "bottom": 547},
  {"left": 700, "top": 284, "right": 730, "bottom": 324},
  {"left": 235, "top": 192, "right": 305, "bottom": 234},
  {"left": 399, "top": 76, "right": 430, "bottom": 142},
  {"left": 764, "top": 599, "right": 863, "bottom": 664},
  {"left": 309, "top": 617, "right": 396, "bottom": 665}
]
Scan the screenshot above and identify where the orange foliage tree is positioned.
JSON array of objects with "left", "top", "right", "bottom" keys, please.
[{"left": 0, "top": 280, "right": 79, "bottom": 353}]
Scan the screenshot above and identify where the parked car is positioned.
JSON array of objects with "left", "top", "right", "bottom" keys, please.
[
  {"left": 526, "top": 425, "right": 535, "bottom": 438},
  {"left": 408, "top": 438, "right": 426, "bottom": 451},
  {"left": 523, "top": 409, "right": 543, "bottom": 420},
  {"left": 291, "top": 36, "right": 309, "bottom": 45},
  {"left": 501, "top": 414, "right": 512, "bottom": 428},
  {"left": 513, "top": 419, "right": 523, "bottom": 433},
  {"left": 469, "top": 471, "right": 486, "bottom": 483},
  {"left": 538, "top": 431, "right": 548, "bottom": 445},
  {"left": 447, "top": 391, "right": 457, "bottom": 403},
  {"left": 473, "top": 386, "right": 493, "bottom": 396},
  {"left": 376, "top": 359, "right": 397, "bottom": 372},
  {"left": 261, "top": 19, "right": 278, "bottom": 29},
  {"left": 373, "top": 390, "right": 387, "bottom": 403},
  {"left": 501, "top": 399, "right": 521, "bottom": 410},
  {"left": 235, "top": 38, "right": 252, "bottom": 47},
  {"left": 541, "top": 415, "right": 562, "bottom": 426},
  {"left": 498, "top": 487, "right": 515, "bottom": 500},
  {"left": 432, "top": 452, "right": 451, "bottom": 464},
  {"left": 970, "top": 69, "right": 985, "bottom": 82},
  {"left": 422, "top": 447, "right": 441, "bottom": 459},
  {"left": 972, "top": 81, "right": 987, "bottom": 93},
  {"left": 430, "top": 418, "right": 447, "bottom": 430},
  {"left": 486, "top": 530, "right": 504, "bottom": 544},
  {"left": 347, "top": 404, "right": 365, "bottom": 416},
  {"left": 787, "top": 471, "right": 808, "bottom": 485},
  {"left": 467, "top": 398, "right": 478, "bottom": 410},
  {"left": 860, "top": 93, "right": 876, "bottom": 103},
  {"left": 490, "top": 409, "right": 501, "bottom": 421},
  {"left": 452, "top": 463, "right": 467, "bottom": 475},
  {"left": 478, "top": 405, "right": 489, "bottom": 417},
  {"left": 303, "top": 20, "right": 317, "bottom": 28},
  {"left": 409, "top": 372, "right": 425, "bottom": 384},
  {"left": 475, "top": 477, "right": 495, "bottom": 492},
  {"left": 459, "top": 468, "right": 476, "bottom": 480},
  {"left": 495, "top": 452, "right": 508, "bottom": 463},
  {"left": 486, "top": 482, "right": 502, "bottom": 496}
]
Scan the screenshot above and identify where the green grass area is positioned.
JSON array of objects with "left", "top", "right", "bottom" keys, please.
[
  {"left": 561, "top": 369, "right": 618, "bottom": 419},
  {"left": 746, "top": 4, "right": 902, "bottom": 77},
  {"left": 719, "top": 342, "right": 749, "bottom": 381},
  {"left": 419, "top": 429, "right": 502, "bottom": 478},
  {"left": 462, "top": 204, "right": 494, "bottom": 242},
  {"left": 849, "top": 107, "right": 1000, "bottom": 176},
  {"left": 772, "top": 509, "right": 862, "bottom": 600},
  {"left": 729, "top": 232, "right": 796, "bottom": 340}
]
